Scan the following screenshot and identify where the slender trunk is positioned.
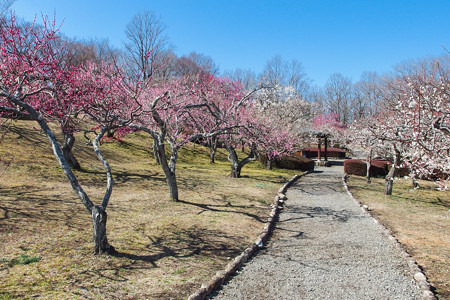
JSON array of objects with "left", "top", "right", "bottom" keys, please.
[
  {"left": 317, "top": 138, "right": 322, "bottom": 161},
  {"left": 92, "top": 206, "right": 115, "bottom": 254},
  {"left": 5, "top": 94, "right": 115, "bottom": 254},
  {"left": 365, "top": 148, "right": 372, "bottom": 184},
  {"left": 62, "top": 132, "right": 81, "bottom": 170}
]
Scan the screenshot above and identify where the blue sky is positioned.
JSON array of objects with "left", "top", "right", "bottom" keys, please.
[{"left": 10, "top": 0, "right": 450, "bottom": 87}]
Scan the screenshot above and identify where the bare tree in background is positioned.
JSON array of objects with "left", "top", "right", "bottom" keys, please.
[
  {"left": 260, "top": 55, "right": 310, "bottom": 97},
  {"left": 124, "top": 10, "right": 168, "bottom": 79},
  {"left": 174, "top": 52, "right": 219, "bottom": 78},
  {"left": 224, "top": 68, "right": 257, "bottom": 91},
  {"left": 324, "top": 73, "right": 353, "bottom": 125},
  {"left": 352, "top": 72, "right": 384, "bottom": 119},
  {"left": 0, "top": 0, "right": 14, "bottom": 17}
]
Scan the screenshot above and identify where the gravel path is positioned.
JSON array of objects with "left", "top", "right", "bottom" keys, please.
[{"left": 210, "top": 166, "right": 422, "bottom": 300}]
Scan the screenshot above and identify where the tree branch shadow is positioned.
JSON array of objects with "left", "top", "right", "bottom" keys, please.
[{"left": 178, "top": 199, "right": 265, "bottom": 223}]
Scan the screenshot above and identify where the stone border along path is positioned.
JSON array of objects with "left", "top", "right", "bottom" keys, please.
[{"left": 188, "top": 165, "right": 436, "bottom": 300}]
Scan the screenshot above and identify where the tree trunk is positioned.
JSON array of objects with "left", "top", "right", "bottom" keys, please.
[
  {"left": 385, "top": 148, "right": 400, "bottom": 195},
  {"left": 62, "top": 133, "right": 81, "bottom": 170},
  {"left": 166, "top": 171, "right": 179, "bottom": 201},
  {"left": 152, "top": 138, "right": 160, "bottom": 164},
  {"left": 365, "top": 148, "right": 372, "bottom": 184},
  {"left": 92, "top": 206, "right": 115, "bottom": 254},
  {"left": 317, "top": 138, "right": 322, "bottom": 161},
  {"left": 267, "top": 159, "right": 273, "bottom": 170},
  {"left": 209, "top": 137, "right": 218, "bottom": 164},
  {"left": 154, "top": 137, "right": 179, "bottom": 201},
  {"left": 226, "top": 143, "right": 257, "bottom": 178},
  {"left": 411, "top": 174, "right": 420, "bottom": 189},
  {"left": 5, "top": 93, "right": 117, "bottom": 255},
  {"left": 385, "top": 177, "right": 393, "bottom": 195},
  {"left": 210, "top": 148, "right": 216, "bottom": 164}
]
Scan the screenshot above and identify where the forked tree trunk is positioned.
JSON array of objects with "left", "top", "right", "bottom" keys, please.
[
  {"left": 62, "top": 133, "right": 81, "bottom": 170},
  {"left": 92, "top": 205, "right": 115, "bottom": 254},
  {"left": 226, "top": 143, "right": 258, "bottom": 178},
  {"left": 5, "top": 94, "right": 116, "bottom": 255}
]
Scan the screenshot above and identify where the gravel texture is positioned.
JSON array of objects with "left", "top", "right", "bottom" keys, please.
[{"left": 210, "top": 166, "right": 423, "bottom": 300}]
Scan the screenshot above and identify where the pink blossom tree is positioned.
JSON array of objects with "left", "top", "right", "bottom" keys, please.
[
  {"left": 129, "top": 73, "right": 254, "bottom": 200},
  {"left": 0, "top": 16, "right": 134, "bottom": 253}
]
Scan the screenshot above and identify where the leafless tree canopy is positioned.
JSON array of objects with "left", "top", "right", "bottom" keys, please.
[
  {"left": 261, "top": 55, "right": 311, "bottom": 96},
  {"left": 174, "top": 52, "right": 219, "bottom": 78},
  {"left": 124, "top": 10, "right": 168, "bottom": 79},
  {"left": 224, "top": 68, "right": 257, "bottom": 91},
  {"left": 0, "top": 0, "right": 14, "bottom": 16},
  {"left": 324, "top": 73, "right": 353, "bottom": 125}
]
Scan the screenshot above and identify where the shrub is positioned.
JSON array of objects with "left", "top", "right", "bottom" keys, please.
[
  {"left": 344, "top": 159, "right": 366, "bottom": 176},
  {"left": 344, "top": 159, "right": 391, "bottom": 177},
  {"left": 260, "top": 155, "right": 314, "bottom": 171},
  {"left": 370, "top": 160, "right": 390, "bottom": 177},
  {"left": 296, "top": 148, "right": 346, "bottom": 159}
]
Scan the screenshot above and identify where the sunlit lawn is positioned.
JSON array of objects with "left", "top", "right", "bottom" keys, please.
[
  {"left": 0, "top": 120, "right": 297, "bottom": 299},
  {"left": 347, "top": 175, "right": 449, "bottom": 299}
]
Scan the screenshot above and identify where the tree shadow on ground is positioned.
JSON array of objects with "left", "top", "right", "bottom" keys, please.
[
  {"left": 77, "top": 168, "right": 166, "bottom": 185},
  {"left": 82, "top": 226, "right": 244, "bottom": 283},
  {"left": 178, "top": 199, "right": 265, "bottom": 223},
  {"left": 0, "top": 185, "right": 86, "bottom": 229},
  {"left": 289, "top": 180, "right": 343, "bottom": 196},
  {"left": 279, "top": 206, "right": 359, "bottom": 223}
]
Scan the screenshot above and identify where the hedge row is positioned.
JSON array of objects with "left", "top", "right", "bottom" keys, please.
[
  {"left": 297, "top": 148, "right": 347, "bottom": 159},
  {"left": 259, "top": 155, "right": 315, "bottom": 171},
  {"left": 344, "top": 159, "right": 413, "bottom": 178}
]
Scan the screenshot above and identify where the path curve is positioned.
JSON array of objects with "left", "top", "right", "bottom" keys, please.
[{"left": 210, "top": 166, "right": 422, "bottom": 299}]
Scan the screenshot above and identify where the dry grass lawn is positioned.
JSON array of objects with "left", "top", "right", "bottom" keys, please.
[
  {"left": 0, "top": 120, "right": 297, "bottom": 299},
  {"left": 347, "top": 175, "right": 449, "bottom": 299}
]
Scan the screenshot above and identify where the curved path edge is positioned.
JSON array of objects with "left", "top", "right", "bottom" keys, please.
[
  {"left": 187, "top": 172, "right": 310, "bottom": 300},
  {"left": 342, "top": 174, "right": 436, "bottom": 300}
]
